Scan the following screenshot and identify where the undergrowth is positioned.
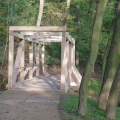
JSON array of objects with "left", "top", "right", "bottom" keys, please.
[{"left": 59, "top": 78, "right": 120, "bottom": 120}]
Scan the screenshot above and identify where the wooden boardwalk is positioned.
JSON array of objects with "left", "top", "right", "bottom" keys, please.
[{"left": 13, "top": 75, "right": 61, "bottom": 91}]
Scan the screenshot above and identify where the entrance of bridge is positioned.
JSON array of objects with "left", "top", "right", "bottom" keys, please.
[{"left": 8, "top": 26, "right": 82, "bottom": 92}]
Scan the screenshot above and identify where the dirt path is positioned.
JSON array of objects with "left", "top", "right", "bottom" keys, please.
[{"left": 0, "top": 90, "right": 63, "bottom": 120}]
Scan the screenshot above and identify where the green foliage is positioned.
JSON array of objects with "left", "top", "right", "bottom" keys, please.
[
  {"left": 45, "top": 55, "right": 54, "bottom": 66},
  {"left": 88, "top": 78, "right": 101, "bottom": 96},
  {"left": 2, "top": 79, "right": 8, "bottom": 85}
]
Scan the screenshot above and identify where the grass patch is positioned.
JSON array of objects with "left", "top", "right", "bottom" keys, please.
[{"left": 59, "top": 78, "right": 120, "bottom": 120}]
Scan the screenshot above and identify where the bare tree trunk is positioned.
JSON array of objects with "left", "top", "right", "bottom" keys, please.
[
  {"left": 98, "top": 1, "right": 120, "bottom": 110},
  {"left": 36, "top": 0, "right": 44, "bottom": 26},
  {"left": 66, "top": 0, "right": 70, "bottom": 9},
  {"left": 78, "top": 0, "right": 108, "bottom": 115}
]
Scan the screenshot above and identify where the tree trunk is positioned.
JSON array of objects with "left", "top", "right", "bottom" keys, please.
[
  {"left": 66, "top": 0, "right": 70, "bottom": 9},
  {"left": 98, "top": 1, "right": 120, "bottom": 110},
  {"left": 102, "top": 0, "right": 119, "bottom": 79},
  {"left": 36, "top": 0, "right": 44, "bottom": 26},
  {"left": 105, "top": 64, "right": 120, "bottom": 119},
  {"left": 75, "top": 3, "right": 80, "bottom": 70},
  {"left": 78, "top": 0, "right": 108, "bottom": 115}
]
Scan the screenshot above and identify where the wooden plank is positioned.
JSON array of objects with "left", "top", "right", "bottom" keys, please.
[
  {"left": 71, "top": 66, "right": 82, "bottom": 86},
  {"left": 10, "top": 26, "right": 66, "bottom": 32},
  {"left": 31, "top": 36, "right": 62, "bottom": 39},
  {"left": 8, "top": 31, "right": 14, "bottom": 89},
  {"left": 25, "top": 36, "right": 39, "bottom": 43},
  {"left": 14, "top": 32, "right": 24, "bottom": 39},
  {"left": 68, "top": 43, "right": 72, "bottom": 85},
  {"left": 21, "top": 32, "right": 36, "bottom": 35},
  {"left": 37, "top": 38, "right": 62, "bottom": 42},
  {"left": 61, "top": 31, "right": 68, "bottom": 91},
  {"left": 36, "top": 43, "right": 40, "bottom": 76},
  {"left": 29, "top": 42, "right": 33, "bottom": 79},
  {"left": 19, "top": 39, "right": 25, "bottom": 82},
  {"left": 21, "top": 32, "right": 66, "bottom": 36},
  {"left": 41, "top": 44, "right": 45, "bottom": 75},
  {"left": 71, "top": 44, "right": 75, "bottom": 66},
  {"left": 13, "top": 40, "right": 24, "bottom": 84},
  {"left": 14, "top": 32, "right": 39, "bottom": 43}
]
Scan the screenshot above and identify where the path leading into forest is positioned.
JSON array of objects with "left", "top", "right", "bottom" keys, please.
[{"left": 0, "top": 75, "right": 63, "bottom": 120}]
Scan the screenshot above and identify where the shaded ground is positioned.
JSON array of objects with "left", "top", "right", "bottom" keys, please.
[
  {"left": 0, "top": 72, "right": 64, "bottom": 120},
  {"left": 0, "top": 90, "right": 63, "bottom": 120}
]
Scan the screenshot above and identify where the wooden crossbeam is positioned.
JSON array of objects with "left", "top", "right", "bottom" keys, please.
[
  {"left": 37, "top": 38, "right": 62, "bottom": 42},
  {"left": 10, "top": 26, "right": 66, "bottom": 32}
]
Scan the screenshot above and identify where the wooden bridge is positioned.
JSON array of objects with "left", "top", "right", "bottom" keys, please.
[{"left": 8, "top": 26, "right": 82, "bottom": 92}]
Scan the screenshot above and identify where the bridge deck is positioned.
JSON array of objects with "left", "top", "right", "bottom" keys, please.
[{"left": 13, "top": 75, "right": 60, "bottom": 91}]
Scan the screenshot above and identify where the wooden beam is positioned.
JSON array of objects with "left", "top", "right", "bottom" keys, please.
[
  {"left": 19, "top": 39, "right": 25, "bottom": 82},
  {"left": 21, "top": 32, "right": 63, "bottom": 36},
  {"left": 8, "top": 31, "right": 14, "bottom": 89},
  {"left": 10, "top": 26, "right": 66, "bottom": 32},
  {"left": 36, "top": 43, "right": 40, "bottom": 76},
  {"left": 66, "top": 33, "right": 75, "bottom": 45},
  {"left": 29, "top": 42, "right": 33, "bottom": 79},
  {"left": 41, "top": 44, "right": 45, "bottom": 75},
  {"left": 31, "top": 36, "right": 62, "bottom": 39},
  {"left": 13, "top": 40, "right": 24, "bottom": 84},
  {"left": 68, "top": 43, "right": 72, "bottom": 86},
  {"left": 71, "top": 66, "right": 82, "bottom": 86},
  {"left": 37, "top": 38, "right": 62, "bottom": 42},
  {"left": 61, "top": 32, "right": 68, "bottom": 92},
  {"left": 14, "top": 32, "right": 40, "bottom": 43},
  {"left": 25, "top": 36, "right": 39, "bottom": 43}
]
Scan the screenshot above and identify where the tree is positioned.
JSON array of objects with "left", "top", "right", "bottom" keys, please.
[
  {"left": 105, "top": 65, "right": 120, "bottom": 119},
  {"left": 98, "top": 0, "right": 120, "bottom": 110},
  {"left": 78, "top": 0, "right": 108, "bottom": 115},
  {"left": 36, "top": 0, "right": 44, "bottom": 26}
]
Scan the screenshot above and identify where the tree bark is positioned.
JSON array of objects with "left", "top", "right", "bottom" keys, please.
[
  {"left": 75, "top": 3, "right": 80, "bottom": 70},
  {"left": 98, "top": 1, "right": 120, "bottom": 110},
  {"left": 102, "top": 0, "right": 119, "bottom": 79},
  {"left": 78, "top": 0, "right": 108, "bottom": 115},
  {"left": 105, "top": 64, "right": 120, "bottom": 119},
  {"left": 36, "top": 0, "right": 44, "bottom": 26}
]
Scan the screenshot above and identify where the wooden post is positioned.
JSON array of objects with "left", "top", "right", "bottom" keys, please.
[
  {"left": 36, "top": 43, "right": 40, "bottom": 76},
  {"left": 68, "top": 42, "right": 72, "bottom": 86},
  {"left": 13, "top": 39, "right": 24, "bottom": 85},
  {"left": 71, "top": 44, "right": 75, "bottom": 66},
  {"left": 61, "top": 31, "right": 67, "bottom": 91},
  {"left": 39, "top": 44, "right": 43, "bottom": 74},
  {"left": 66, "top": 40, "right": 69, "bottom": 89},
  {"left": 29, "top": 42, "right": 33, "bottom": 79},
  {"left": 33, "top": 43, "right": 36, "bottom": 77},
  {"left": 8, "top": 31, "right": 14, "bottom": 89},
  {"left": 41, "top": 44, "right": 45, "bottom": 75},
  {"left": 19, "top": 39, "right": 25, "bottom": 82}
]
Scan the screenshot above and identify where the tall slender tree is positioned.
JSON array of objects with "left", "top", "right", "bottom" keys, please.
[
  {"left": 98, "top": 0, "right": 120, "bottom": 110},
  {"left": 78, "top": 0, "right": 108, "bottom": 115},
  {"left": 36, "top": 0, "right": 44, "bottom": 26}
]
